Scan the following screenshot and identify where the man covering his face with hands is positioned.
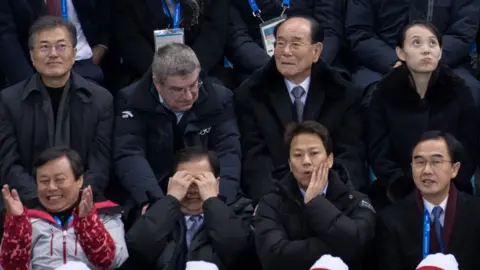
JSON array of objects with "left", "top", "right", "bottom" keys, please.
[{"left": 123, "top": 147, "right": 259, "bottom": 270}]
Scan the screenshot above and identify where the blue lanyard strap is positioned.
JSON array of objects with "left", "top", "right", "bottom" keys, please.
[
  {"left": 60, "top": 0, "right": 68, "bottom": 20},
  {"left": 422, "top": 208, "right": 431, "bottom": 259},
  {"left": 54, "top": 215, "right": 74, "bottom": 228},
  {"left": 161, "top": 0, "right": 182, "bottom": 28},
  {"left": 248, "top": 0, "right": 290, "bottom": 19}
]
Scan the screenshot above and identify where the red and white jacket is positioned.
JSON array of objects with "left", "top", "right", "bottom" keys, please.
[{"left": 0, "top": 200, "right": 128, "bottom": 270}]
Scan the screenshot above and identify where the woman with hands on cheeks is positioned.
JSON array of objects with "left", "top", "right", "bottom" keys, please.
[
  {"left": 0, "top": 147, "right": 128, "bottom": 270},
  {"left": 254, "top": 121, "right": 376, "bottom": 270}
]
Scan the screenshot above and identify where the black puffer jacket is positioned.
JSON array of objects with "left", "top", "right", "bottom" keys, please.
[{"left": 254, "top": 164, "right": 376, "bottom": 270}]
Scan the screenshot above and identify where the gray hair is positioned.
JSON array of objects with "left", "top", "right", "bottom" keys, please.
[{"left": 152, "top": 43, "right": 201, "bottom": 83}]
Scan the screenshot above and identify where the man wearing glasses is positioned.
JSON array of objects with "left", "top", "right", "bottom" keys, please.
[
  {"left": 0, "top": 16, "right": 113, "bottom": 204},
  {"left": 235, "top": 15, "right": 366, "bottom": 201},
  {"left": 376, "top": 130, "right": 480, "bottom": 269},
  {"left": 114, "top": 43, "right": 241, "bottom": 220}
]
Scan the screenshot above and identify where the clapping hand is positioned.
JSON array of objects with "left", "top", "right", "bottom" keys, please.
[
  {"left": 304, "top": 163, "right": 329, "bottom": 204},
  {"left": 2, "top": 185, "right": 24, "bottom": 216},
  {"left": 78, "top": 186, "right": 94, "bottom": 218}
]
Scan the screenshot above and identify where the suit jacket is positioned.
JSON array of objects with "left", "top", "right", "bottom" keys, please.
[
  {"left": 376, "top": 186, "right": 480, "bottom": 269},
  {"left": 235, "top": 59, "right": 366, "bottom": 201},
  {"left": 0, "top": 0, "right": 109, "bottom": 85},
  {"left": 124, "top": 195, "right": 259, "bottom": 270},
  {"left": 111, "top": 0, "right": 228, "bottom": 79}
]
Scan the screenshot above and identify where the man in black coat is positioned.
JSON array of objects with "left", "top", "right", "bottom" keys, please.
[
  {"left": 345, "top": 0, "right": 480, "bottom": 102},
  {"left": 111, "top": 0, "right": 229, "bottom": 86},
  {"left": 235, "top": 15, "right": 365, "bottom": 201},
  {"left": 376, "top": 131, "right": 480, "bottom": 269},
  {"left": 114, "top": 43, "right": 241, "bottom": 212},
  {"left": 0, "top": 0, "right": 108, "bottom": 86},
  {"left": 0, "top": 17, "right": 113, "bottom": 202},
  {"left": 226, "top": 0, "right": 344, "bottom": 82},
  {"left": 254, "top": 121, "right": 375, "bottom": 270},
  {"left": 123, "top": 147, "right": 258, "bottom": 270}
]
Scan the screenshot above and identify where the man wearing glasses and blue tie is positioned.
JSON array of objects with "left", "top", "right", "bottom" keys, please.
[
  {"left": 114, "top": 43, "right": 241, "bottom": 224},
  {"left": 376, "top": 131, "right": 480, "bottom": 269}
]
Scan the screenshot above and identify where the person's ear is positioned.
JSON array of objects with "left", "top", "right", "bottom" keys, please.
[
  {"left": 312, "top": 42, "right": 323, "bottom": 63},
  {"left": 327, "top": 153, "right": 334, "bottom": 169},
  {"left": 77, "top": 175, "right": 84, "bottom": 189},
  {"left": 451, "top": 162, "right": 461, "bottom": 179},
  {"left": 396, "top": 46, "right": 406, "bottom": 62}
]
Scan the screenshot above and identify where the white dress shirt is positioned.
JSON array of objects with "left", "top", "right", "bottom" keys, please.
[
  {"left": 299, "top": 183, "right": 328, "bottom": 198},
  {"left": 423, "top": 196, "right": 448, "bottom": 226},
  {"left": 159, "top": 93, "right": 184, "bottom": 122},
  {"left": 63, "top": 0, "right": 94, "bottom": 61},
  {"left": 165, "top": 0, "right": 177, "bottom": 17},
  {"left": 284, "top": 76, "right": 311, "bottom": 105}
]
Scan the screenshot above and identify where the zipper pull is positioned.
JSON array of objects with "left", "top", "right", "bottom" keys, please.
[{"left": 62, "top": 230, "right": 68, "bottom": 264}]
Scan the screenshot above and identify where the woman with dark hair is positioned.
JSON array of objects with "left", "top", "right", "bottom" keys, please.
[{"left": 367, "top": 21, "right": 478, "bottom": 207}]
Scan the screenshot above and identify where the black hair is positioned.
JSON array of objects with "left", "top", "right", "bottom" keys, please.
[
  {"left": 174, "top": 147, "right": 220, "bottom": 178},
  {"left": 396, "top": 20, "right": 443, "bottom": 48},
  {"left": 284, "top": 121, "right": 333, "bottom": 155},
  {"left": 274, "top": 14, "right": 324, "bottom": 43},
  {"left": 413, "top": 131, "right": 464, "bottom": 163},
  {"left": 28, "top": 16, "right": 78, "bottom": 50},
  {"left": 34, "top": 146, "right": 85, "bottom": 180}
]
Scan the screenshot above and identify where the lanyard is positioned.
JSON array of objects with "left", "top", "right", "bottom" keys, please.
[
  {"left": 422, "top": 208, "right": 430, "bottom": 259},
  {"left": 60, "top": 0, "right": 68, "bottom": 20},
  {"left": 161, "top": 0, "right": 182, "bottom": 28},
  {"left": 248, "top": 0, "right": 290, "bottom": 21},
  {"left": 54, "top": 215, "right": 74, "bottom": 228}
]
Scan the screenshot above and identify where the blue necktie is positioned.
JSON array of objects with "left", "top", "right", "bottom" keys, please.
[
  {"left": 186, "top": 215, "right": 202, "bottom": 248},
  {"left": 432, "top": 206, "right": 444, "bottom": 253},
  {"left": 291, "top": 86, "right": 306, "bottom": 123}
]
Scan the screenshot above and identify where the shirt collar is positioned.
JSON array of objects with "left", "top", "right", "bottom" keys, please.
[
  {"left": 153, "top": 84, "right": 184, "bottom": 122},
  {"left": 299, "top": 183, "right": 329, "bottom": 197},
  {"left": 284, "top": 76, "right": 311, "bottom": 93},
  {"left": 423, "top": 196, "right": 448, "bottom": 216},
  {"left": 184, "top": 214, "right": 204, "bottom": 222}
]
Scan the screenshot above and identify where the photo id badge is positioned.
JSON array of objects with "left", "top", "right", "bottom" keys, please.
[
  {"left": 259, "top": 16, "right": 286, "bottom": 56},
  {"left": 154, "top": 29, "right": 185, "bottom": 51}
]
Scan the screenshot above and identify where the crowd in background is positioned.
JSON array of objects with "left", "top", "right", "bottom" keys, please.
[{"left": 0, "top": 0, "right": 480, "bottom": 269}]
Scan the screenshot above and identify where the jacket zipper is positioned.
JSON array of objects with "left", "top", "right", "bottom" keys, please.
[{"left": 62, "top": 230, "right": 67, "bottom": 264}]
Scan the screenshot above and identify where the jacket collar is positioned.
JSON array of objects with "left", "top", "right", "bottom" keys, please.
[
  {"left": 250, "top": 58, "right": 347, "bottom": 100},
  {"left": 377, "top": 64, "right": 463, "bottom": 103},
  {"left": 130, "top": 68, "right": 223, "bottom": 119},
  {"left": 21, "top": 71, "right": 93, "bottom": 103}
]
